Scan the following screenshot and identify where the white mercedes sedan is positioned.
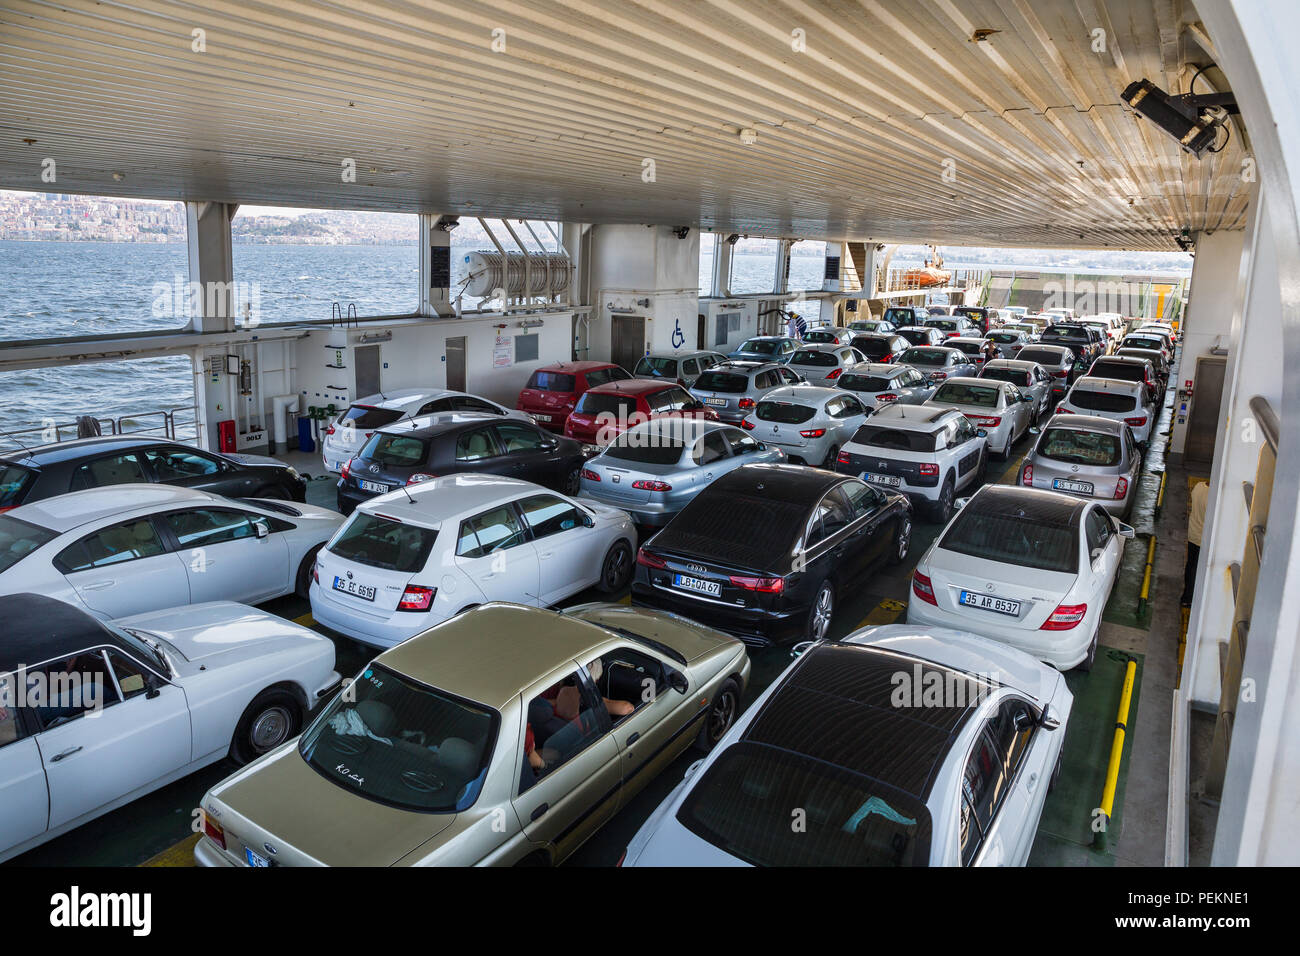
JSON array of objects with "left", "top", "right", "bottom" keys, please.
[
  {"left": 906, "top": 485, "right": 1134, "bottom": 671},
  {"left": 1, "top": 593, "right": 338, "bottom": 863},
  {"left": 0, "top": 485, "right": 344, "bottom": 620},
  {"left": 621, "top": 624, "right": 1072, "bottom": 867},
  {"left": 309, "top": 474, "right": 636, "bottom": 648}
]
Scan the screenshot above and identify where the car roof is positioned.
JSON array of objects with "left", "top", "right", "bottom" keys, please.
[
  {"left": 375, "top": 411, "right": 506, "bottom": 437},
  {"left": 1071, "top": 376, "right": 1143, "bottom": 393},
  {"left": 983, "top": 359, "right": 1038, "bottom": 371},
  {"left": 947, "top": 336, "right": 988, "bottom": 344},
  {"left": 935, "top": 375, "right": 1002, "bottom": 388},
  {"left": 533, "top": 360, "right": 623, "bottom": 373},
  {"left": 761, "top": 384, "right": 845, "bottom": 403},
  {"left": 867, "top": 404, "right": 958, "bottom": 429},
  {"left": 896, "top": 325, "right": 933, "bottom": 333},
  {"left": 1093, "top": 355, "right": 1150, "bottom": 367},
  {"left": 353, "top": 387, "right": 447, "bottom": 408},
  {"left": 0, "top": 593, "right": 134, "bottom": 675},
  {"left": 357, "top": 473, "right": 542, "bottom": 527},
  {"left": 1043, "top": 413, "right": 1127, "bottom": 435},
  {"left": 1016, "top": 344, "right": 1071, "bottom": 357},
  {"left": 375, "top": 603, "right": 619, "bottom": 710},
  {"left": 847, "top": 362, "right": 905, "bottom": 376},
  {"left": 708, "top": 360, "right": 770, "bottom": 372},
  {"left": 789, "top": 343, "right": 844, "bottom": 354},
  {"left": 640, "top": 349, "right": 720, "bottom": 360},
  {"left": 616, "top": 417, "right": 730, "bottom": 440},
  {"left": 709, "top": 463, "right": 845, "bottom": 502},
  {"left": 1, "top": 434, "right": 182, "bottom": 467},
  {"left": 964, "top": 483, "right": 1089, "bottom": 524},
  {"left": 585, "top": 378, "right": 681, "bottom": 396},
  {"left": 11, "top": 484, "right": 220, "bottom": 533},
  {"left": 901, "top": 344, "right": 961, "bottom": 357}
]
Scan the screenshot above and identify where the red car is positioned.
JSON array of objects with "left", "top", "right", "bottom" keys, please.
[
  {"left": 516, "top": 361, "right": 632, "bottom": 432},
  {"left": 563, "top": 379, "right": 718, "bottom": 444}
]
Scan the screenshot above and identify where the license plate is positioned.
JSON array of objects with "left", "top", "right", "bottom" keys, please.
[
  {"left": 861, "top": 472, "right": 901, "bottom": 487},
  {"left": 333, "top": 576, "right": 376, "bottom": 601},
  {"left": 1053, "top": 478, "right": 1095, "bottom": 494},
  {"left": 673, "top": 573, "right": 721, "bottom": 597},
  {"left": 244, "top": 846, "right": 270, "bottom": 867},
  {"left": 705, "top": 397, "right": 727, "bottom": 406},
  {"left": 534, "top": 413, "right": 552, "bottom": 421},
  {"left": 358, "top": 479, "right": 390, "bottom": 494},
  {"left": 959, "top": 591, "right": 1022, "bottom": 616}
]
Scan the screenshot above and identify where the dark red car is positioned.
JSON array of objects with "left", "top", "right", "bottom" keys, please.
[
  {"left": 562, "top": 379, "right": 718, "bottom": 444},
  {"left": 516, "top": 361, "right": 632, "bottom": 432}
]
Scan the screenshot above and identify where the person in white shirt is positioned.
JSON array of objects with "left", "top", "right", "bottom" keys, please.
[{"left": 1182, "top": 479, "right": 1209, "bottom": 606}]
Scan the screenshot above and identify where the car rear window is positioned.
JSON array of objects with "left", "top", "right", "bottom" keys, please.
[
  {"left": 634, "top": 357, "right": 677, "bottom": 378},
  {"left": 900, "top": 347, "right": 949, "bottom": 365},
  {"left": 883, "top": 307, "right": 918, "bottom": 324},
  {"left": 585, "top": 366, "right": 632, "bottom": 388},
  {"left": 897, "top": 329, "right": 932, "bottom": 346},
  {"left": 949, "top": 341, "right": 982, "bottom": 355},
  {"left": 574, "top": 392, "right": 638, "bottom": 418},
  {"left": 0, "top": 514, "right": 57, "bottom": 574},
  {"left": 940, "top": 502, "right": 1078, "bottom": 573},
  {"left": 987, "top": 332, "right": 1020, "bottom": 344},
  {"left": 299, "top": 664, "right": 496, "bottom": 814},
  {"left": 1042, "top": 327, "right": 1088, "bottom": 341},
  {"left": 926, "top": 320, "right": 958, "bottom": 331},
  {"left": 756, "top": 401, "right": 816, "bottom": 424},
  {"left": 851, "top": 338, "right": 894, "bottom": 358},
  {"left": 692, "top": 371, "right": 748, "bottom": 394},
  {"left": 341, "top": 404, "right": 405, "bottom": 430},
  {"left": 980, "top": 367, "right": 1029, "bottom": 386},
  {"left": 525, "top": 371, "right": 576, "bottom": 392},
  {"left": 1091, "top": 361, "right": 1144, "bottom": 382},
  {"left": 327, "top": 513, "right": 438, "bottom": 573},
  {"left": 0, "top": 462, "right": 36, "bottom": 509},
  {"left": 1067, "top": 389, "right": 1137, "bottom": 413},
  {"left": 1123, "top": 337, "right": 1165, "bottom": 352},
  {"left": 791, "top": 349, "right": 836, "bottom": 367},
  {"left": 362, "top": 433, "right": 429, "bottom": 468},
  {"left": 851, "top": 425, "right": 937, "bottom": 452},
  {"left": 1038, "top": 428, "right": 1122, "bottom": 467},
  {"left": 1015, "top": 348, "right": 1063, "bottom": 366},
  {"left": 838, "top": 374, "right": 894, "bottom": 393},
  {"left": 736, "top": 339, "right": 780, "bottom": 355},
  {"left": 602, "top": 437, "right": 686, "bottom": 465},
  {"left": 933, "top": 383, "right": 999, "bottom": 408},
  {"left": 677, "top": 742, "right": 931, "bottom": 866},
  {"left": 804, "top": 330, "right": 838, "bottom": 343}
]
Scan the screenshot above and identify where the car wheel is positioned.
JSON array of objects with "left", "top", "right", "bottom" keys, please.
[
  {"left": 231, "top": 689, "right": 302, "bottom": 765},
  {"left": 562, "top": 465, "right": 582, "bottom": 496},
  {"left": 930, "top": 475, "right": 955, "bottom": 522},
  {"left": 821, "top": 444, "right": 840, "bottom": 469},
  {"left": 1000, "top": 431, "right": 1013, "bottom": 459},
  {"left": 889, "top": 514, "right": 912, "bottom": 565},
  {"left": 1075, "top": 629, "right": 1099, "bottom": 673},
  {"left": 805, "top": 579, "right": 835, "bottom": 642},
  {"left": 596, "top": 540, "right": 633, "bottom": 593},
  {"left": 295, "top": 543, "right": 323, "bottom": 598},
  {"left": 695, "top": 677, "right": 741, "bottom": 752}
]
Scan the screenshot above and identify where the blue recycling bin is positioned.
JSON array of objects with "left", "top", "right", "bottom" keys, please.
[{"left": 298, "top": 416, "right": 315, "bottom": 454}]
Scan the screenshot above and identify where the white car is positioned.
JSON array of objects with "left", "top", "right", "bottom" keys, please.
[
  {"left": 621, "top": 623, "right": 1072, "bottom": 867},
  {"left": 1056, "top": 376, "right": 1156, "bottom": 444},
  {"left": 309, "top": 474, "right": 636, "bottom": 648},
  {"left": 321, "top": 388, "right": 531, "bottom": 473},
  {"left": 0, "top": 485, "right": 344, "bottom": 620},
  {"left": 741, "top": 384, "right": 869, "bottom": 468},
  {"left": 0, "top": 593, "right": 338, "bottom": 863},
  {"left": 907, "top": 485, "right": 1135, "bottom": 670},
  {"left": 924, "top": 376, "right": 1036, "bottom": 459}
]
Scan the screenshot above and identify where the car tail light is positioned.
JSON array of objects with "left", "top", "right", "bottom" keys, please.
[
  {"left": 729, "top": 574, "right": 785, "bottom": 593},
  {"left": 931, "top": 371, "right": 947, "bottom": 381},
  {"left": 406, "top": 473, "right": 437, "bottom": 485},
  {"left": 397, "top": 585, "right": 437, "bottom": 611},
  {"left": 1114, "top": 476, "right": 1129, "bottom": 500},
  {"left": 800, "top": 428, "right": 826, "bottom": 438},
  {"left": 1125, "top": 416, "right": 1147, "bottom": 427},
  {"left": 1041, "top": 603, "right": 1087, "bottom": 630},
  {"left": 912, "top": 570, "right": 938, "bottom": 605},
  {"left": 365, "top": 432, "right": 373, "bottom": 439},
  {"left": 882, "top": 353, "right": 894, "bottom": 362},
  {"left": 581, "top": 467, "right": 600, "bottom": 481},
  {"left": 740, "top": 419, "right": 755, "bottom": 430},
  {"left": 1056, "top": 405, "right": 1068, "bottom": 413},
  {"left": 837, "top": 451, "right": 851, "bottom": 464},
  {"left": 1022, "top": 463, "right": 1033, "bottom": 486},
  {"left": 202, "top": 812, "right": 226, "bottom": 850},
  {"left": 325, "top": 424, "right": 336, "bottom": 436},
  {"left": 1053, "top": 369, "right": 1068, "bottom": 378},
  {"left": 876, "top": 393, "right": 898, "bottom": 402},
  {"left": 969, "top": 416, "right": 1001, "bottom": 427},
  {"left": 312, "top": 560, "right": 320, "bottom": 585},
  {"left": 341, "top": 458, "right": 353, "bottom": 480},
  {"left": 827, "top": 368, "right": 843, "bottom": 380},
  {"left": 919, "top": 463, "right": 939, "bottom": 477},
  {"left": 632, "top": 480, "right": 672, "bottom": 491},
  {"left": 636, "top": 548, "right": 667, "bottom": 569},
  {"left": 738, "top": 398, "right": 756, "bottom": 410}
]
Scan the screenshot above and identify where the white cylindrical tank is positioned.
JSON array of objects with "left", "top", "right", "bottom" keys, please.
[{"left": 462, "top": 251, "right": 570, "bottom": 299}]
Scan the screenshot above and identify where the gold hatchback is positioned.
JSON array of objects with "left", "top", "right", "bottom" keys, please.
[{"left": 195, "top": 602, "right": 750, "bottom": 866}]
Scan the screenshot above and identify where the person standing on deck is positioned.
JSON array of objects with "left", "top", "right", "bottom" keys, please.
[{"left": 1182, "top": 479, "right": 1209, "bottom": 607}]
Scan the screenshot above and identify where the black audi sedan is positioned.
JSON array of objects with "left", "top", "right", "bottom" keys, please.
[
  {"left": 336, "top": 412, "right": 593, "bottom": 513},
  {"left": 631, "top": 463, "right": 912, "bottom": 645},
  {"left": 0, "top": 435, "right": 306, "bottom": 510}
]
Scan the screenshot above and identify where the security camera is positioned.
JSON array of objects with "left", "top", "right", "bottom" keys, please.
[{"left": 1121, "top": 78, "right": 1236, "bottom": 158}]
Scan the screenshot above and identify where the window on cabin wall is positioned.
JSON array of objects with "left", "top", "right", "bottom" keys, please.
[
  {"left": 729, "top": 238, "right": 780, "bottom": 295},
  {"left": 699, "top": 232, "right": 716, "bottom": 296},
  {"left": 785, "top": 240, "right": 828, "bottom": 326}
]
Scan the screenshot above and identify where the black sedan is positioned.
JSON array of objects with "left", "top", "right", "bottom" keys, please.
[
  {"left": 0, "top": 435, "right": 306, "bottom": 510},
  {"left": 336, "top": 412, "right": 592, "bottom": 513},
  {"left": 631, "top": 463, "right": 912, "bottom": 645}
]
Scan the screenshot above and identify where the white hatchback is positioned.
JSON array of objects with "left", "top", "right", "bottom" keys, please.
[
  {"left": 309, "top": 474, "right": 636, "bottom": 648},
  {"left": 1056, "top": 376, "right": 1156, "bottom": 444},
  {"left": 907, "top": 485, "right": 1134, "bottom": 671}
]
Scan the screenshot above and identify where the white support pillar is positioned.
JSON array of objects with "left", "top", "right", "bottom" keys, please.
[
  {"left": 185, "top": 201, "right": 238, "bottom": 334},
  {"left": 419, "top": 214, "right": 455, "bottom": 317},
  {"left": 773, "top": 239, "right": 792, "bottom": 294},
  {"left": 710, "top": 233, "right": 734, "bottom": 297}
]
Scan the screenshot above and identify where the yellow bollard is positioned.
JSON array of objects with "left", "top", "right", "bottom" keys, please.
[
  {"left": 1094, "top": 658, "right": 1137, "bottom": 850},
  {"left": 1137, "top": 535, "right": 1156, "bottom": 615}
]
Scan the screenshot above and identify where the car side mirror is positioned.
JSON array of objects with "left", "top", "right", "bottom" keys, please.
[
  {"left": 954, "top": 497, "right": 970, "bottom": 510},
  {"left": 669, "top": 669, "right": 689, "bottom": 695},
  {"left": 976, "top": 429, "right": 988, "bottom": 438},
  {"left": 580, "top": 511, "right": 595, "bottom": 528},
  {"left": 145, "top": 675, "right": 162, "bottom": 700},
  {"left": 1021, "top": 394, "right": 1034, "bottom": 402},
  {"left": 791, "top": 640, "right": 816, "bottom": 659},
  {"left": 1029, "top": 426, "right": 1040, "bottom": 435},
  {"left": 1116, "top": 522, "right": 1136, "bottom": 539},
  {"left": 1040, "top": 705, "right": 1061, "bottom": 731},
  {"left": 254, "top": 519, "right": 270, "bottom": 539}
]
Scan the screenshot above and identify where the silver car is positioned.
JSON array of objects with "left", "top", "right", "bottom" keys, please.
[
  {"left": 741, "top": 384, "right": 869, "bottom": 467},
  {"left": 787, "top": 344, "right": 868, "bottom": 385},
  {"left": 897, "top": 345, "right": 979, "bottom": 384},
  {"left": 802, "top": 326, "right": 856, "bottom": 346},
  {"left": 579, "top": 418, "right": 784, "bottom": 526},
  {"left": 985, "top": 329, "right": 1031, "bottom": 359},
  {"left": 632, "top": 350, "right": 728, "bottom": 387},
  {"left": 1056, "top": 376, "right": 1156, "bottom": 445},
  {"left": 924, "top": 376, "right": 1036, "bottom": 458},
  {"left": 896, "top": 325, "right": 948, "bottom": 348},
  {"left": 1020, "top": 414, "right": 1142, "bottom": 516},
  {"left": 847, "top": 318, "right": 896, "bottom": 334},
  {"left": 836, "top": 362, "right": 936, "bottom": 409},
  {"left": 1000, "top": 322, "right": 1041, "bottom": 343},
  {"left": 689, "top": 360, "right": 803, "bottom": 424},
  {"left": 978, "top": 358, "right": 1054, "bottom": 418}
]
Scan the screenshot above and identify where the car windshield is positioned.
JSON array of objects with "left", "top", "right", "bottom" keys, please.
[
  {"left": 737, "top": 339, "right": 779, "bottom": 355},
  {"left": 634, "top": 357, "right": 677, "bottom": 377},
  {"left": 341, "top": 404, "right": 405, "bottom": 430},
  {"left": 327, "top": 513, "right": 438, "bottom": 573},
  {"left": 525, "top": 371, "right": 576, "bottom": 392},
  {"left": 980, "top": 367, "right": 1029, "bottom": 386},
  {"left": 791, "top": 350, "right": 836, "bottom": 367},
  {"left": 1068, "top": 389, "right": 1137, "bottom": 413},
  {"left": 838, "top": 374, "right": 894, "bottom": 393},
  {"left": 756, "top": 401, "right": 816, "bottom": 424},
  {"left": 299, "top": 665, "right": 497, "bottom": 814},
  {"left": 940, "top": 501, "right": 1078, "bottom": 573},
  {"left": 1038, "top": 428, "right": 1122, "bottom": 466},
  {"left": 900, "top": 347, "right": 949, "bottom": 365},
  {"left": 933, "top": 383, "right": 999, "bottom": 407},
  {"left": 574, "top": 392, "right": 638, "bottom": 417},
  {"left": 851, "top": 425, "right": 937, "bottom": 452},
  {"left": 602, "top": 436, "right": 686, "bottom": 465},
  {"left": 0, "top": 514, "right": 57, "bottom": 574},
  {"left": 0, "top": 462, "right": 36, "bottom": 509},
  {"left": 677, "top": 742, "right": 932, "bottom": 866},
  {"left": 361, "top": 433, "right": 429, "bottom": 468},
  {"left": 693, "top": 371, "right": 748, "bottom": 394}
]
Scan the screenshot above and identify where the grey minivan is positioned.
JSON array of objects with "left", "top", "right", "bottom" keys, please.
[{"left": 689, "top": 360, "right": 803, "bottom": 424}]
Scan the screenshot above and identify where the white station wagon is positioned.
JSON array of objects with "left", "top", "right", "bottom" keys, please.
[{"left": 310, "top": 474, "right": 637, "bottom": 648}]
